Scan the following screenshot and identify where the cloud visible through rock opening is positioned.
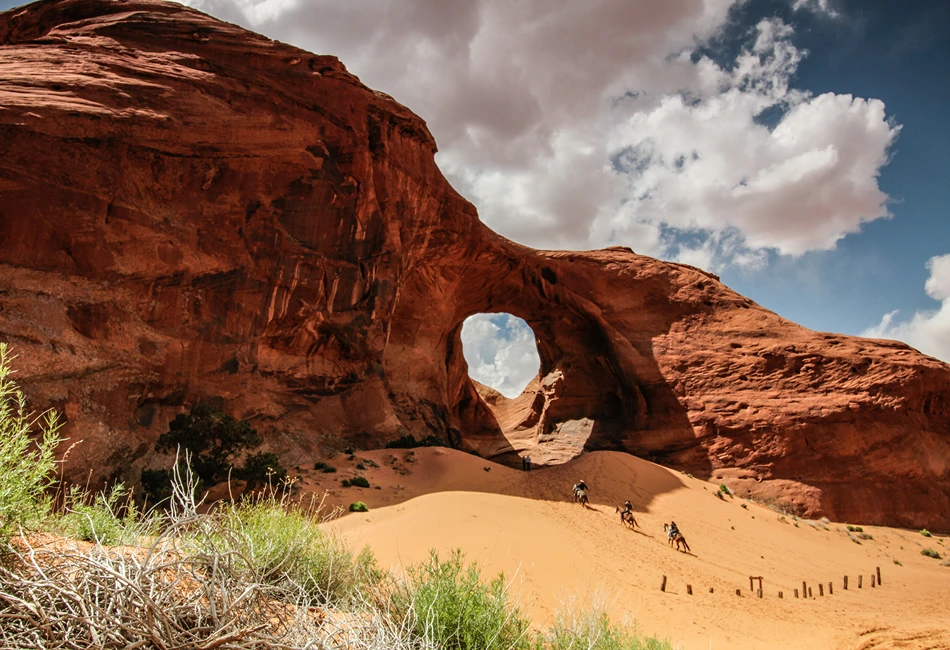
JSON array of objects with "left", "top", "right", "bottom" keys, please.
[
  {"left": 176, "top": 0, "right": 904, "bottom": 390},
  {"left": 864, "top": 253, "right": 950, "bottom": 363},
  {"left": 460, "top": 314, "right": 540, "bottom": 398}
]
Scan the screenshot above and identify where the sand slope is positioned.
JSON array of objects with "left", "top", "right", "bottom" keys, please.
[{"left": 302, "top": 448, "right": 950, "bottom": 650}]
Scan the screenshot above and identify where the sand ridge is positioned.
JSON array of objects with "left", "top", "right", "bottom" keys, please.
[{"left": 297, "top": 448, "right": 950, "bottom": 650}]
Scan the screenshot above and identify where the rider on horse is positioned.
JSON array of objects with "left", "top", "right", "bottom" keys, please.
[{"left": 668, "top": 521, "right": 680, "bottom": 540}]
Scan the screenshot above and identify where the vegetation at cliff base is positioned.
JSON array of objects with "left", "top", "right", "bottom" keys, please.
[{"left": 0, "top": 347, "right": 673, "bottom": 650}]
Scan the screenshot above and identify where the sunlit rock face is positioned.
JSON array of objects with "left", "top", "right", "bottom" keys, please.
[{"left": 2, "top": 0, "right": 950, "bottom": 528}]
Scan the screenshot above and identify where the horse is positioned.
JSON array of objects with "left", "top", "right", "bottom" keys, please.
[
  {"left": 572, "top": 486, "right": 589, "bottom": 506},
  {"left": 664, "top": 523, "right": 690, "bottom": 552},
  {"left": 615, "top": 505, "right": 638, "bottom": 529}
]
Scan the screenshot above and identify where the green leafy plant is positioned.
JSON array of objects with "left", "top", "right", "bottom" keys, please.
[
  {"left": 349, "top": 501, "right": 368, "bottom": 512},
  {"left": 0, "top": 344, "right": 63, "bottom": 544},
  {"left": 893, "top": 558, "right": 902, "bottom": 566},
  {"left": 224, "top": 497, "right": 380, "bottom": 604},
  {"left": 384, "top": 433, "right": 444, "bottom": 449},
  {"left": 55, "top": 483, "right": 149, "bottom": 546},
  {"left": 544, "top": 598, "right": 674, "bottom": 650},
  {"left": 342, "top": 476, "right": 370, "bottom": 488},
  {"left": 393, "top": 550, "right": 531, "bottom": 650},
  {"left": 921, "top": 548, "right": 942, "bottom": 559},
  {"left": 155, "top": 403, "right": 261, "bottom": 485},
  {"left": 356, "top": 463, "right": 366, "bottom": 471},
  {"left": 920, "top": 529, "right": 932, "bottom": 537},
  {"left": 239, "top": 452, "right": 287, "bottom": 489},
  {"left": 152, "top": 402, "right": 286, "bottom": 491},
  {"left": 313, "top": 461, "right": 337, "bottom": 473}
]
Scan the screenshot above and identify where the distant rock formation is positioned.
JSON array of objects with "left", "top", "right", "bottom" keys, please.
[{"left": 1, "top": 0, "right": 948, "bottom": 528}]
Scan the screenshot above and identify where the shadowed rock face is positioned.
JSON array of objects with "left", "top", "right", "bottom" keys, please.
[{"left": 1, "top": 0, "right": 949, "bottom": 528}]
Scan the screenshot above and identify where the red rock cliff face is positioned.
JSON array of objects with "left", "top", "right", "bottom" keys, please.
[{"left": 1, "top": 0, "right": 949, "bottom": 528}]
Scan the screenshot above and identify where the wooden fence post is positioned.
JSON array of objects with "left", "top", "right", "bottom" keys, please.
[
  {"left": 858, "top": 575, "right": 863, "bottom": 589},
  {"left": 794, "top": 589, "right": 799, "bottom": 598},
  {"left": 709, "top": 587, "right": 714, "bottom": 593},
  {"left": 829, "top": 581, "right": 833, "bottom": 595},
  {"left": 808, "top": 587, "right": 813, "bottom": 598},
  {"left": 802, "top": 581, "right": 807, "bottom": 598},
  {"left": 736, "top": 588, "right": 741, "bottom": 596},
  {"left": 819, "top": 583, "right": 824, "bottom": 596},
  {"left": 687, "top": 585, "right": 693, "bottom": 595},
  {"left": 871, "top": 575, "right": 876, "bottom": 588},
  {"left": 757, "top": 588, "right": 763, "bottom": 598},
  {"left": 778, "top": 591, "right": 783, "bottom": 599},
  {"left": 876, "top": 566, "right": 882, "bottom": 586},
  {"left": 660, "top": 576, "right": 667, "bottom": 592},
  {"left": 843, "top": 576, "right": 848, "bottom": 590}
]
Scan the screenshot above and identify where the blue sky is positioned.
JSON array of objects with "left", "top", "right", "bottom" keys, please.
[
  {"left": 712, "top": 0, "right": 950, "bottom": 336},
  {"left": 4, "top": 0, "right": 947, "bottom": 394}
]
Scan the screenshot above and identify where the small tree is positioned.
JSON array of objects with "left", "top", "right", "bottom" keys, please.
[{"left": 154, "top": 403, "right": 262, "bottom": 486}]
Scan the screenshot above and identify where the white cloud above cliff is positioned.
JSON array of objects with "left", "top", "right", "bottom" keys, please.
[
  {"left": 180, "top": 0, "right": 898, "bottom": 268},
  {"left": 863, "top": 253, "right": 950, "bottom": 363}
]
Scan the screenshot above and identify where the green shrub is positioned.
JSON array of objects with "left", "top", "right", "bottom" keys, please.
[
  {"left": 343, "top": 448, "right": 354, "bottom": 455},
  {"left": 0, "top": 344, "right": 62, "bottom": 544},
  {"left": 356, "top": 463, "right": 366, "bottom": 471},
  {"left": 224, "top": 498, "right": 380, "bottom": 604},
  {"left": 893, "top": 559, "right": 902, "bottom": 566},
  {"left": 349, "top": 501, "right": 368, "bottom": 512},
  {"left": 394, "top": 550, "right": 531, "bottom": 650},
  {"left": 385, "top": 433, "right": 444, "bottom": 449},
  {"left": 140, "top": 468, "right": 174, "bottom": 506},
  {"left": 239, "top": 451, "right": 287, "bottom": 489},
  {"left": 342, "top": 476, "right": 370, "bottom": 488},
  {"left": 313, "top": 461, "right": 337, "bottom": 473},
  {"left": 921, "top": 548, "right": 942, "bottom": 559},
  {"left": 544, "top": 601, "right": 674, "bottom": 650},
  {"left": 55, "top": 483, "right": 149, "bottom": 546},
  {"left": 155, "top": 403, "right": 262, "bottom": 486},
  {"left": 920, "top": 529, "right": 932, "bottom": 537}
]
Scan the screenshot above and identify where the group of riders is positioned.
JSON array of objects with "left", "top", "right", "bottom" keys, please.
[{"left": 571, "top": 480, "right": 687, "bottom": 550}]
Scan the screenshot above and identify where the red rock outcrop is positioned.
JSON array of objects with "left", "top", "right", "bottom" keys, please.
[{"left": 1, "top": 0, "right": 949, "bottom": 528}]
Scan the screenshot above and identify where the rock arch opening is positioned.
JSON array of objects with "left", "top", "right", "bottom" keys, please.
[{"left": 460, "top": 313, "right": 540, "bottom": 398}]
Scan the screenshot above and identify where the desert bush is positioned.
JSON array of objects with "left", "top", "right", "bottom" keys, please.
[
  {"left": 223, "top": 497, "right": 380, "bottom": 605},
  {"left": 239, "top": 451, "right": 288, "bottom": 489},
  {"left": 893, "top": 558, "right": 902, "bottom": 566},
  {"left": 920, "top": 529, "right": 932, "bottom": 537},
  {"left": 356, "top": 463, "right": 366, "bottom": 471},
  {"left": 0, "top": 344, "right": 62, "bottom": 544},
  {"left": 155, "top": 402, "right": 275, "bottom": 486},
  {"left": 385, "top": 434, "right": 444, "bottom": 449},
  {"left": 392, "top": 550, "right": 531, "bottom": 650},
  {"left": 343, "top": 476, "right": 371, "bottom": 488},
  {"left": 350, "top": 501, "right": 369, "bottom": 512},
  {"left": 846, "top": 525, "right": 864, "bottom": 532},
  {"left": 314, "top": 461, "right": 338, "bottom": 473},
  {"left": 54, "top": 483, "right": 152, "bottom": 546},
  {"left": 544, "top": 598, "right": 673, "bottom": 650},
  {"left": 921, "top": 548, "right": 942, "bottom": 559}
]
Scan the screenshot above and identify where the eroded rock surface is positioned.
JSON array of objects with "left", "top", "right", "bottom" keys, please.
[{"left": 1, "top": 0, "right": 949, "bottom": 528}]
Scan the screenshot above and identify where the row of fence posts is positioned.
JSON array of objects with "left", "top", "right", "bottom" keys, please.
[{"left": 659, "top": 566, "right": 882, "bottom": 597}]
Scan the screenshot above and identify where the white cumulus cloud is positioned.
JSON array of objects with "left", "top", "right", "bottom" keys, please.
[
  {"left": 178, "top": 0, "right": 898, "bottom": 270},
  {"left": 460, "top": 314, "right": 540, "bottom": 397},
  {"left": 863, "top": 254, "right": 950, "bottom": 362}
]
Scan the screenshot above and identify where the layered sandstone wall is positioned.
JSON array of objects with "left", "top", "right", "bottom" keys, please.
[{"left": 1, "top": 0, "right": 948, "bottom": 527}]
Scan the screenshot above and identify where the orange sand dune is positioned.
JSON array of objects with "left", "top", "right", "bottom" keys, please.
[{"left": 302, "top": 448, "right": 950, "bottom": 650}]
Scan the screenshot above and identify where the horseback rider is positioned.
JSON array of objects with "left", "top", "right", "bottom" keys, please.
[
  {"left": 668, "top": 521, "right": 680, "bottom": 539},
  {"left": 622, "top": 500, "right": 633, "bottom": 514},
  {"left": 574, "top": 479, "right": 588, "bottom": 494}
]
